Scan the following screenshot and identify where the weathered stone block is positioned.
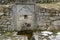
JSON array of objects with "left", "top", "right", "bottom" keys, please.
[
  {"left": 47, "top": 25, "right": 58, "bottom": 32},
  {"left": 49, "top": 16, "right": 60, "bottom": 21},
  {"left": 8, "top": 25, "right": 14, "bottom": 31},
  {"left": 2, "top": 21, "right": 6, "bottom": 25},
  {"left": 1, "top": 16, "right": 7, "bottom": 20},
  {"left": 1, "top": 19, "right": 7, "bottom": 22},
  {"left": 2, "top": 25, "right": 7, "bottom": 27},
  {"left": 0, "top": 22, "right": 2, "bottom": 25},
  {"left": 6, "top": 21, "right": 11, "bottom": 25},
  {"left": 0, "top": 12, "right": 4, "bottom": 16},
  {"left": 52, "top": 20, "right": 60, "bottom": 25},
  {"left": 5, "top": 12, "right": 10, "bottom": 16}
]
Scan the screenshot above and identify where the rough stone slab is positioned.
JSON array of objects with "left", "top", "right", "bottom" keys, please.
[
  {"left": 6, "top": 21, "right": 11, "bottom": 25},
  {"left": 0, "top": 22, "right": 2, "bottom": 25},
  {"left": 52, "top": 20, "right": 60, "bottom": 25}
]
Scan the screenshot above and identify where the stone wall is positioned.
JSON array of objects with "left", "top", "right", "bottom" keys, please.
[
  {"left": 35, "top": 0, "right": 60, "bottom": 3},
  {"left": 0, "top": 4, "right": 60, "bottom": 32},
  {"left": 0, "top": 7, "right": 14, "bottom": 31},
  {"left": 37, "top": 6, "right": 60, "bottom": 31},
  {"left": 0, "top": 35, "right": 28, "bottom": 40}
]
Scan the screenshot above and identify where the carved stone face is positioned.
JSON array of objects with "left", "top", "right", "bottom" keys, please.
[{"left": 12, "top": 4, "right": 35, "bottom": 31}]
